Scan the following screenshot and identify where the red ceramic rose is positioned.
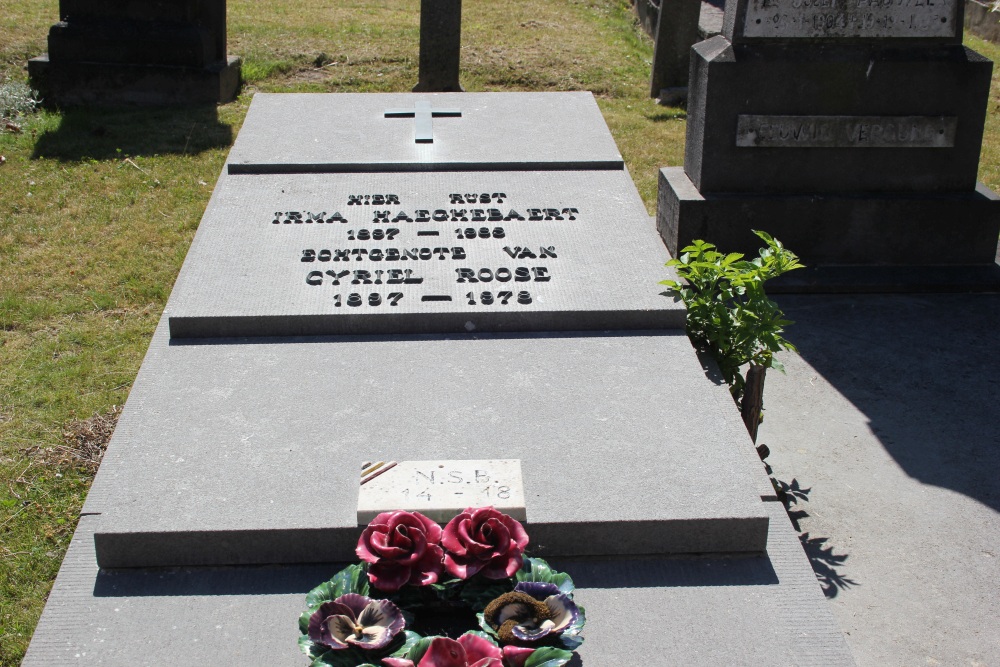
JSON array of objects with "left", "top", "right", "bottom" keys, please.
[
  {"left": 442, "top": 507, "right": 529, "bottom": 579},
  {"left": 357, "top": 510, "right": 445, "bottom": 592},
  {"left": 382, "top": 634, "right": 503, "bottom": 667}
]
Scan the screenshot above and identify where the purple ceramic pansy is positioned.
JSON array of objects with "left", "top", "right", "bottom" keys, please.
[{"left": 308, "top": 593, "right": 404, "bottom": 650}]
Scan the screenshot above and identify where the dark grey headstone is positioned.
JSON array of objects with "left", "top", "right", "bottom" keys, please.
[
  {"left": 683, "top": 37, "right": 992, "bottom": 195},
  {"left": 28, "top": 0, "right": 240, "bottom": 106},
  {"left": 660, "top": 0, "right": 1000, "bottom": 279},
  {"left": 650, "top": 0, "right": 703, "bottom": 96},
  {"left": 414, "top": 0, "right": 463, "bottom": 92}
]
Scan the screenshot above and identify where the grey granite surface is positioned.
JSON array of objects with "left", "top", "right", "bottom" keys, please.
[
  {"left": 86, "top": 321, "right": 769, "bottom": 567},
  {"left": 227, "top": 92, "right": 624, "bottom": 173},
  {"left": 167, "top": 170, "right": 686, "bottom": 337},
  {"left": 24, "top": 505, "right": 852, "bottom": 666}
]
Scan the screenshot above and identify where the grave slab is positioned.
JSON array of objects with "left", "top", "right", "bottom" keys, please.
[
  {"left": 226, "top": 93, "right": 625, "bottom": 173},
  {"left": 23, "top": 503, "right": 852, "bottom": 665},
  {"left": 26, "top": 90, "right": 852, "bottom": 663},
  {"left": 85, "top": 321, "right": 769, "bottom": 568},
  {"left": 166, "top": 170, "right": 686, "bottom": 338}
]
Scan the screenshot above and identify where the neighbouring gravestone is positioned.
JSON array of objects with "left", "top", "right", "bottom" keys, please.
[
  {"left": 414, "top": 0, "right": 464, "bottom": 92},
  {"left": 23, "top": 92, "right": 854, "bottom": 665},
  {"left": 28, "top": 0, "right": 241, "bottom": 106},
  {"left": 658, "top": 0, "right": 1000, "bottom": 287},
  {"left": 649, "top": 0, "right": 703, "bottom": 99}
]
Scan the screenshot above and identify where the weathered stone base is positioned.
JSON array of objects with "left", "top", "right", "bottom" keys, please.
[
  {"left": 28, "top": 54, "right": 241, "bottom": 107},
  {"left": 658, "top": 167, "right": 1000, "bottom": 274},
  {"left": 23, "top": 503, "right": 854, "bottom": 666}
]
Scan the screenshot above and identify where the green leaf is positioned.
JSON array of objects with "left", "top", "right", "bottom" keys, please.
[
  {"left": 390, "top": 630, "right": 424, "bottom": 658},
  {"left": 524, "top": 646, "right": 575, "bottom": 667},
  {"left": 299, "top": 635, "right": 327, "bottom": 659},
  {"left": 515, "top": 557, "right": 575, "bottom": 595},
  {"left": 306, "top": 563, "right": 370, "bottom": 609},
  {"left": 300, "top": 610, "right": 314, "bottom": 635},
  {"left": 477, "top": 612, "right": 499, "bottom": 637},
  {"left": 402, "top": 635, "right": 437, "bottom": 664},
  {"left": 312, "top": 647, "right": 367, "bottom": 667}
]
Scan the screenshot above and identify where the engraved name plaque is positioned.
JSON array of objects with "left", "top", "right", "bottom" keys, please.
[
  {"left": 166, "top": 172, "right": 683, "bottom": 337},
  {"left": 741, "top": 0, "right": 959, "bottom": 39},
  {"left": 357, "top": 459, "right": 526, "bottom": 524},
  {"left": 735, "top": 115, "right": 957, "bottom": 148}
]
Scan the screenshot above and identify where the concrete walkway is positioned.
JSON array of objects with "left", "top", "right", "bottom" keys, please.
[{"left": 760, "top": 293, "right": 1000, "bottom": 666}]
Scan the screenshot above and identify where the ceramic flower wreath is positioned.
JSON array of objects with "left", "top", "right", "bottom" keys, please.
[{"left": 299, "top": 507, "right": 585, "bottom": 667}]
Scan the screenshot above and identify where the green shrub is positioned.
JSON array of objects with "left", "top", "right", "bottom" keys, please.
[{"left": 661, "top": 230, "right": 804, "bottom": 404}]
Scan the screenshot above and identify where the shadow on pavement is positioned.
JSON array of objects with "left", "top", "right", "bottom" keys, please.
[
  {"left": 774, "top": 477, "right": 858, "bottom": 599},
  {"left": 776, "top": 294, "right": 1000, "bottom": 515}
]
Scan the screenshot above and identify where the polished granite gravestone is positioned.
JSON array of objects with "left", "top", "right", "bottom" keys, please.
[
  {"left": 24, "top": 92, "right": 854, "bottom": 665},
  {"left": 28, "top": 0, "right": 240, "bottom": 106},
  {"left": 658, "top": 0, "right": 1000, "bottom": 287}
]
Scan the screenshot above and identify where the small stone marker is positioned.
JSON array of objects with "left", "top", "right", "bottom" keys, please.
[
  {"left": 385, "top": 100, "right": 462, "bottom": 143},
  {"left": 414, "top": 0, "right": 464, "bottom": 92},
  {"left": 357, "top": 459, "right": 526, "bottom": 523}
]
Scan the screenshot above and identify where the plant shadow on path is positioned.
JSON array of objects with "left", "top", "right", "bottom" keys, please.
[
  {"left": 773, "top": 476, "right": 859, "bottom": 599},
  {"left": 31, "top": 105, "right": 233, "bottom": 161}
]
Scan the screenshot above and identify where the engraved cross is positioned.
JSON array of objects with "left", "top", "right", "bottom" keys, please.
[{"left": 384, "top": 100, "right": 462, "bottom": 144}]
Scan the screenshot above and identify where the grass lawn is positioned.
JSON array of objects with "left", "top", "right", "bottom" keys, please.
[{"left": 1, "top": 2, "right": 999, "bottom": 664}]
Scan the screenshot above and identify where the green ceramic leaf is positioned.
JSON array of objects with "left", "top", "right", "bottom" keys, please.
[
  {"left": 305, "top": 579, "right": 338, "bottom": 610},
  {"left": 312, "top": 647, "right": 367, "bottom": 667},
  {"left": 515, "top": 557, "right": 575, "bottom": 595},
  {"left": 306, "top": 563, "right": 370, "bottom": 609},
  {"left": 300, "top": 610, "right": 314, "bottom": 635},
  {"left": 524, "top": 647, "right": 574, "bottom": 667},
  {"left": 403, "top": 635, "right": 437, "bottom": 664},
  {"left": 299, "top": 635, "right": 328, "bottom": 659},
  {"left": 477, "top": 612, "right": 498, "bottom": 637},
  {"left": 389, "top": 630, "right": 424, "bottom": 658}
]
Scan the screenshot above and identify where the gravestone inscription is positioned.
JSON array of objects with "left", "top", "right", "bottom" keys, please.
[
  {"left": 168, "top": 93, "right": 684, "bottom": 338},
  {"left": 736, "top": 0, "right": 961, "bottom": 40}
]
